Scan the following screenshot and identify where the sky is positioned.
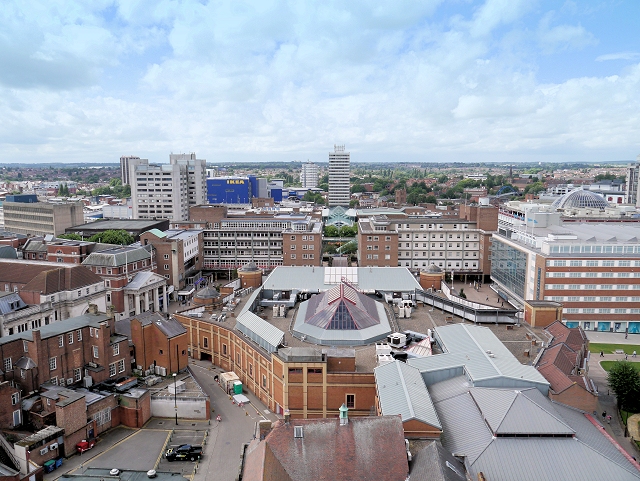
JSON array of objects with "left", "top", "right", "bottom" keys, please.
[{"left": 1, "top": 0, "right": 640, "bottom": 165}]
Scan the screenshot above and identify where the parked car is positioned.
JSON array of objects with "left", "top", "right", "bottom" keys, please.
[
  {"left": 165, "top": 444, "right": 202, "bottom": 462},
  {"left": 76, "top": 439, "right": 97, "bottom": 453}
]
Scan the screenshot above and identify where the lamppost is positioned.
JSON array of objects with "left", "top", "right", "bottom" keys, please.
[{"left": 173, "top": 373, "right": 178, "bottom": 425}]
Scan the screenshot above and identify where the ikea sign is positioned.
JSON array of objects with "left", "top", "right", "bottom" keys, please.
[{"left": 227, "top": 179, "right": 245, "bottom": 185}]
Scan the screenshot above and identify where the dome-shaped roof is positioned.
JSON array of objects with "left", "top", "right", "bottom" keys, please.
[
  {"left": 195, "top": 286, "right": 220, "bottom": 299},
  {"left": 551, "top": 189, "right": 609, "bottom": 210},
  {"left": 238, "top": 261, "right": 260, "bottom": 272},
  {"left": 422, "top": 263, "right": 442, "bottom": 274}
]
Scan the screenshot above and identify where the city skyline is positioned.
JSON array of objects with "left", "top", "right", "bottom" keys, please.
[{"left": 1, "top": 1, "right": 639, "bottom": 165}]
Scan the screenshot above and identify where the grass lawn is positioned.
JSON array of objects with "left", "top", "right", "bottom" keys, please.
[
  {"left": 599, "top": 360, "right": 640, "bottom": 373},
  {"left": 590, "top": 342, "right": 640, "bottom": 355}
]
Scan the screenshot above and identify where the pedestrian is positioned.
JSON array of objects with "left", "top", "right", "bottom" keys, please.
[
  {"left": 633, "top": 351, "right": 637, "bottom": 358},
  {"left": 486, "top": 296, "right": 489, "bottom": 301},
  {"left": 625, "top": 332, "right": 628, "bottom": 339},
  {"left": 625, "top": 354, "right": 628, "bottom": 361},
  {"left": 607, "top": 415, "right": 611, "bottom": 424},
  {"left": 602, "top": 411, "right": 607, "bottom": 420},
  {"left": 501, "top": 301, "right": 504, "bottom": 307},
  {"left": 600, "top": 351, "right": 604, "bottom": 357}
]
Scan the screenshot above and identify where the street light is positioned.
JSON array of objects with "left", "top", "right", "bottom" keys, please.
[{"left": 173, "top": 373, "right": 178, "bottom": 425}]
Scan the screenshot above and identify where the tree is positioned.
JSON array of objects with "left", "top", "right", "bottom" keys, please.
[
  {"left": 607, "top": 361, "right": 640, "bottom": 411},
  {"left": 324, "top": 225, "right": 339, "bottom": 237},
  {"left": 458, "top": 288, "right": 467, "bottom": 299},
  {"left": 57, "top": 233, "right": 83, "bottom": 241},
  {"left": 88, "top": 229, "right": 134, "bottom": 245}
]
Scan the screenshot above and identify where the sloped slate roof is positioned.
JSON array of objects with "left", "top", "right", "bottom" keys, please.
[
  {"left": 23, "top": 265, "right": 103, "bottom": 294},
  {"left": 545, "top": 321, "right": 587, "bottom": 351},
  {"left": 250, "top": 417, "right": 409, "bottom": 481},
  {"left": 408, "top": 441, "right": 466, "bottom": 481},
  {"left": 82, "top": 246, "right": 150, "bottom": 267},
  {"left": 0, "top": 245, "right": 18, "bottom": 259},
  {"left": 116, "top": 311, "right": 186, "bottom": 339},
  {"left": 0, "top": 292, "right": 28, "bottom": 314},
  {"left": 375, "top": 360, "right": 441, "bottom": 430}
]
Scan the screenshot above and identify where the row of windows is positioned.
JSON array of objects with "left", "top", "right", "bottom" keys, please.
[
  {"left": 547, "top": 271, "right": 638, "bottom": 278},
  {"left": 548, "top": 245, "right": 640, "bottom": 254},
  {"left": 548, "top": 296, "right": 640, "bottom": 302},
  {"left": 366, "top": 254, "right": 392, "bottom": 260},
  {"left": 547, "top": 284, "right": 640, "bottom": 290},
  {"left": 398, "top": 223, "right": 471, "bottom": 230},
  {"left": 548, "top": 259, "right": 638, "bottom": 267},
  {"left": 562, "top": 308, "right": 640, "bottom": 314},
  {"left": 401, "top": 261, "right": 479, "bottom": 268},
  {"left": 400, "top": 233, "right": 479, "bottom": 240},
  {"left": 109, "top": 359, "right": 126, "bottom": 377},
  {"left": 290, "top": 254, "right": 315, "bottom": 259},
  {"left": 401, "top": 243, "right": 478, "bottom": 249}
]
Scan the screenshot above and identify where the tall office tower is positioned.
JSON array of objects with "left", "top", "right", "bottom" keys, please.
[
  {"left": 120, "top": 156, "right": 144, "bottom": 185},
  {"left": 300, "top": 161, "right": 319, "bottom": 189},
  {"left": 625, "top": 154, "right": 640, "bottom": 206},
  {"left": 169, "top": 153, "right": 207, "bottom": 208},
  {"left": 328, "top": 145, "right": 350, "bottom": 207},
  {"left": 130, "top": 153, "right": 206, "bottom": 222}
]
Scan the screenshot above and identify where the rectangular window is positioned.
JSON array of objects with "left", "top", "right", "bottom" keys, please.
[
  {"left": 262, "top": 375, "right": 267, "bottom": 389},
  {"left": 89, "top": 327, "right": 94, "bottom": 337},
  {"left": 346, "top": 394, "right": 355, "bottom": 409},
  {"left": 49, "top": 357, "right": 57, "bottom": 371},
  {"left": 203, "top": 337, "right": 209, "bottom": 348},
  {"left": 249, "top": 364, "right": 253, "bottom": 377},
  {"left": 58, "top": 335, "right": 64, "bottom": 347},
  {"left": 93, "top": 346, "right": 99, "bottom": 358},
  {"left": 109, "top": 363, "right": 117, "bottom": 377},
  {"left": 113, "top": 344, "right": 120, "bottom": 356},
  {"left": 74, "top": 368, "right": 82, "bottom": 382},
  {"left": 3, "top": 358, "right": 11, "bottom": 372},
  {"left": 289, "top": 368, "right": 303, "bottom": 374},
  {"left": 118, "top": 359, "right": 125, "bottom": 373},
  {"left": 164, "top": 264, "right": 169, "bottom": 270},
  {"left": 164, "top": 254, "right": 169, "bottom": 259},
  {"left": 223, "top": 344, "right": 227, "bottom": 355},
  {"left": 68, "top": 333, "right": 73, "bottom": 344},
  {"left": 23, "top": 341, "right": 28, "bottom": 352},
  {"left": 11, "top": 392, "right": 19, "bottom": 405},
  {"left": 308, "top": 368, "right": 322, "bottom": 374}
]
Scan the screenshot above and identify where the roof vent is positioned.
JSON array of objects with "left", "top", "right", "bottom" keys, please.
[{"left": 294, "top": 426, "right": 303, "bottom": 438}]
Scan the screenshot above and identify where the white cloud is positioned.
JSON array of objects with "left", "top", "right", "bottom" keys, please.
[
  {"left": 0, "top": 0, "right": 639, "bottom": 164},
  {"left": 596, "top": 52, "right": 640, "bottom": 62}
]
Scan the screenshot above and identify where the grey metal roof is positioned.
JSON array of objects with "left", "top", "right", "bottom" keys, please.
[
  {"left": 82, "top": 245, "right": 150, "bottom": 267},
  {"left": 0, "top": 291, "right": 28, "bottom": 314},
  {"left": 236, "top": 293, "right": 284, "bottom": 353},
  {"left": 408, "top": 442, "right": 466, "bottom": 481},
  {"left": 431, "top": 379, "right": 640, "bottom": 480},
  {"left": 262, "top": 266, "right": 422, "bottom": 293},
  {"left": 116, "top": 311, "right": 186, "bottom": 339},
  {"left": 408, "top": 324, "right": 549, "bottom": 393},
  {"left": 0, "top": 245, "right": 17, "bottom": 259},
  {"left": 374, "top": 360, "right": 441, "bottom": 430},
  {"left": 468, "top": 387, "right": 574, "bottom": 436}
]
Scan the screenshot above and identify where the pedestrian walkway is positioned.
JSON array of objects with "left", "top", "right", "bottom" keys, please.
[
  {"left": 450, "top": 282, "right": 514, "bottom": 309},
  {"left": 586, "top": 331, "right": 640, "bottom": 345}
]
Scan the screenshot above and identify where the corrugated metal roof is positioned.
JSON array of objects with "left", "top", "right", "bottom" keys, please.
[
  {"left": 236, "top": 311, "right": 284, "bottom": 353},
  {"left": 469, "top": 388, "right": 574, "bottom": 435},
  {"left": 375, "top": 360, "right": 441, "bottom": 430},
  {"left": 0, "top": 313, "right": 109, "bottom": 346},
  {"left": 408, "top": 324, "right": 549, "bottom": 392}
]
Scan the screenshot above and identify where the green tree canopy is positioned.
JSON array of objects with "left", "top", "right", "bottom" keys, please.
[
  {"left": 324, "top": 225, "right": 339, "bottom": 237},
  {"left": 607, "top": 360, "right": 640, "bottom": 411},
  {"left": 88, "top": 229, "right": 134, "bottom": 245},
  {"left": 57, "top": 233, "right": 83, "bottom": 241}
]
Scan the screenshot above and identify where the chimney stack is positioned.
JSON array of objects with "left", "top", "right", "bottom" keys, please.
[
  {"left": 339, "top": 403, "right": 349, "bottom": 425},
  {"left": 284, "top": 410, "right": 290, "bottom": 424},
  {"left": 258, "top": 420, "right": 272, "bottom": 440}
]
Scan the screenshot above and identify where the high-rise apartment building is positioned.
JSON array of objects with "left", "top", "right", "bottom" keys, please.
[
  {"left": 120, "top": 156, "right": 144, "bottom": 186},
  {"left": 300, "top": 161, "right": 319, "bottom": 189},
  {"left": 328, "top": 145, "right": 350, "bottom": 207},
  {"left": 624, "top": 154, "right": 640, "bottom": 205},
  {"left": 130, "top": 154, "right": 206, "bottom": 222}
]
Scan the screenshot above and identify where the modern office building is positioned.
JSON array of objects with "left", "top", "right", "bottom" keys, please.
[
  {"left": 3, "top": 201, "right": 84, "bottom": 237},
  {"left": 120, "top": 155, "right": 143, "bottom": 186},
  {"left": 129, "top": 154, "right": 206, "bottom": 221},
  {"left": 328, "top": 145, "right": 350, "bottom": 207},
  {"left": 300, "top": 161, "right": 319, "bottom": 189},
  {"left": 357, "top": 203, "right": 498, "bottom": 277},
  {"left": 185, "top": 205, "right": 323, "bottom": 270},
  {"left": 492, "top": 201, "right": 640, "bottom": 333}
]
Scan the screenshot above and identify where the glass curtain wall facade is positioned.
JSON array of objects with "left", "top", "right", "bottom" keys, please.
[{"left": 490, "top": 238, "right": 528, "bottom": 300}]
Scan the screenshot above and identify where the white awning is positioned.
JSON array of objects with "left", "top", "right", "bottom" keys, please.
[{"left": 177, "top": 287, "right": 195, "bottom": 296}]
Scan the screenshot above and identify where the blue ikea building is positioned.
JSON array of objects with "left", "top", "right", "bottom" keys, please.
[{"left": 206, "top": 177, "right": 250, "bottom": 204}]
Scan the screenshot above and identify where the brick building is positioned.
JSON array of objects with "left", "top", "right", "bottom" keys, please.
[
  {"left": 115, "top": 312, "right": 188, "bottom": 375},
  {"left": 21, "top": 237, "right": 106, "bottom": 264},
  {"left": 357, "top": 203, "right": 498, "bottom": 277},
  {"left": 0, "top": 380, "right": 22, "bottom": 429},
  {"left": 176, "top": 313, "right": 376, "bottom": 419},
  {"left": 0, "top": 311, "right": 131, "bottom": 397},
  {"left": 82, "top": 245, "right": 164, "bottom": 320},
  {"left": 0, "top": 260, "right": 107, "bottom": 337},
  {"left": 139, "top": 229, "right": 203, "bottom": 296}
]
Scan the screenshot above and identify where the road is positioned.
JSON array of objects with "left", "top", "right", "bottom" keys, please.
[{"left": 188, "top": 360, "right": 279, "bottom": 481}]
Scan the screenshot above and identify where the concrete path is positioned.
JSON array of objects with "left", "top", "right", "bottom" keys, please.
[
  {"left": 586, "top": 331, "right": 640, "bottom": 345},
  {"left": 588, "top": 353, "right": 640, "bottom": 460}
]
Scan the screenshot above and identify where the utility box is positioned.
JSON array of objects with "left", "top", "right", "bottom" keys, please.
[{"left": 233, "top": 380, "right": 243, "bottom": 394}]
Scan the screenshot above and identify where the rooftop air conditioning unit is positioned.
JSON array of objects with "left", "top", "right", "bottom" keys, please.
[
  {"left": 144, "top": 370, "right": 151, "bottom": 376},
  {"left": 67, "top": 378, "right": 73, "bottom": 385},
  {"left": 154, "top": 366, "right": 161, "bottom": 375},
  {"left": 40, "top": 447, "right": 49, "bottom": 455},
  {"left": 50, "top": 443, "right": 58, "bottom": 450},
  {"left": 83, "top": 376, "right": 93, "bottom": 388},
  {"left": 159, "top": 367, "right": 167, "bottom": 377},
  {"left": 137, "top": 365, "right": 143, "bottom": 371}
]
